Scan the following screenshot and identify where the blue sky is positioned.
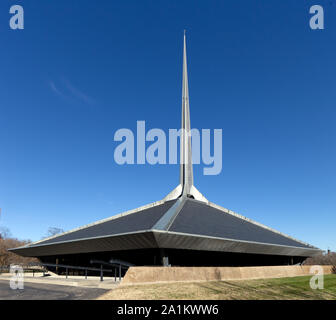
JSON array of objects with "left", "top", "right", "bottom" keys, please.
[{"left": 0, "top": 1, "right": 335, "bottom": 251}]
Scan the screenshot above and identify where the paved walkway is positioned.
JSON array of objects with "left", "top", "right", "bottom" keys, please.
[
  {"left": 0, "top": 280, "right": 108, "bottom": 300},
  {"left": 0, "top": 273, "right": 121, "bottom": 289}
]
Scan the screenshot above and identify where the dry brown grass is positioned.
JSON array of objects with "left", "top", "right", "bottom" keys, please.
[{"left": 98, "top": 274, "right": 336, "bottom": 300}]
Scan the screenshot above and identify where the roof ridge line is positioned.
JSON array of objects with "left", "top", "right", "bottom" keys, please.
[
  {"left": 165, "top": 198, "right": 187, "bottom": 231},
  {"left": 152, "top": 197, "right": 186, "bottom": 231}
]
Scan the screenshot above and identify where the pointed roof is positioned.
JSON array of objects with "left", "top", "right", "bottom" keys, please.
[
  {"left": 11, "top": 197, "right": 319, "bottom": 257},
  {"left": 10, "top": 33, "right": 321, "bottom": 260}
]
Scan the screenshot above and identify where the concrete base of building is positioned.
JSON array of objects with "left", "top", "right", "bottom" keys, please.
[{"left": 121, "top": 265, "right": 334, "bottom": 285}]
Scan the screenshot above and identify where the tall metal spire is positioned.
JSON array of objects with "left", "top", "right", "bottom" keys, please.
[
  {"left": 163, "top": 32, "right": 207, "bottom": 203},
  {"left": 180, "top": 30, "right": 193, "bottom": 196}
]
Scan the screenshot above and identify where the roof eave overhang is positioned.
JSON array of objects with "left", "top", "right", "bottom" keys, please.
[
  {"left": 152, "top": 230, "right": 322, "bottom": 257},
  {"left": 9, "top": 231, "right": 158, "bottom": 257},
  {"left": 9, "top": 230, "right": 321, "bottom": 258}
]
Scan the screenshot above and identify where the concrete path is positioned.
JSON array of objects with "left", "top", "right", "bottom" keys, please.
[
  {"left": 0, "top": 280, "right": 107, "bottom": 300},
  {"left": 0, "top": 273, "right": 121, "bottom": 289}
]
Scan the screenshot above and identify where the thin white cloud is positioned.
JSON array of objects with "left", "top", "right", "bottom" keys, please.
[
  {"left": 62, "top": 78, "right": 96, "bottom": 106},
  {"left": 49, "top": 81, "right": 67, "bottom": 99},
  {"left": 49, "top": 78, "right": 96, "bottom": 106}
]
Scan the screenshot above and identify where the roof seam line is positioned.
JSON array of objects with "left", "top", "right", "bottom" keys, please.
[
  {"left": 165, "top": 198, "right": 187, "bottom": 231},
  {"left": 152, "top": 198, "right": 184, "bottom": 231}
]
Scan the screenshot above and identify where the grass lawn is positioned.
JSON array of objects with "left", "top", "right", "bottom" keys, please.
[{"left": 98, "top": 274, "right": 336, "bottom": 300}]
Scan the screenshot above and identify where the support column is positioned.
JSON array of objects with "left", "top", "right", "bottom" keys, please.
[
  {"left": 160, "top": 249, "right": 169, "bottom": 266},
  {"left": 100, "top": 265, "right": 103, "bottom": 282}
]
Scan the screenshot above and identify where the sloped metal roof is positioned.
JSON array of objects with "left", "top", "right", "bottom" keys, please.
[
  {"left": 10, "top": 197, "right": 319, "bottom": 258},
  {"left": 35, "top": 200, "right": 177, "bottom": 245},
  {"left": 168, "top": 199, "right": 313, "bottom": 249}
]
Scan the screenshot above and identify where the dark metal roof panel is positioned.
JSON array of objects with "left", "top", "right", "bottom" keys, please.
[
  {"left": 37, "top": 200, "right": 176, "bottom": 245},
  {"left": 169, "top": 200, "right": 314, "bottom": 249},
  {"left": 11, "top": 232, "right": 158, "bottom": 257}
]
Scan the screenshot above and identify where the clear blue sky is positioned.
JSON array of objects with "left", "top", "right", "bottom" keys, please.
[{"left": 0, "top": 1, "right": 335, "bottom": 251}]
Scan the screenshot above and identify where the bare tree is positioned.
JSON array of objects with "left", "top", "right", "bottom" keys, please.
[
  {"left": 46, "top": 227, "right": 64, "bottom": 238},
  {"left": 0, "top": 226, "right": 37, "bottom": 267},
  {"left": 0, "top": 226, "right": 12, "bottom": 239},
  {"left": 304, "top": 251, "right": 336, "bottom": 273},
  {"left": 0, "top": 237, "right": 38, "bottom": 267}
]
